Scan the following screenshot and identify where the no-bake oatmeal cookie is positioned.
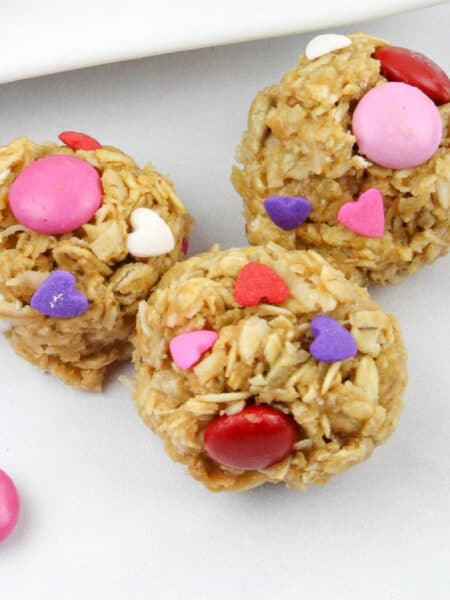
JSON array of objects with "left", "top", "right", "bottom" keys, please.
[
  {"left": 0, "top": 134, "right": 191, "bottom": 389},
  {"left": 232, "top": 33, "right": 450, "bottom": 285},
  {"left": 133, "top": 244, "right": 407, "bottom": 491}
]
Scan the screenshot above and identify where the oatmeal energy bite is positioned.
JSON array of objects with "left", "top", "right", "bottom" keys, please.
[
  {"left": 232, "top": 33, "right": 450, "bottom": 285},
  {"left": 0, "top": 133, "right": 191, "bottom": 389},
  {"left": 133, "top": 244, "right": 407, "bottom": 492}
]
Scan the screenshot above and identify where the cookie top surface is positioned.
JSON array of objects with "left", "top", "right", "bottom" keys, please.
[
  {"left": 232, "top": 33, "right": 450, "bottom": 285},
  {"left": 0, "top": 136, "right": 191, "bottom": 388},
  {"left": 133, "top": 244, "right": 407, "bottom": 491}
]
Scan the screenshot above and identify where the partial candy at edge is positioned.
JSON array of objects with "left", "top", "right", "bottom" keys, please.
[
  {"left": 310, "top": 315, "right": 358, "bottom": 363},
  {"left": 170, "top": 330, "right": 218, "bottom": 370},
  {"left": 31, "top": 270, "right": 89, "bottom": 318},
  {"left": 204, "top": 405, "right": 299, "bottom": 471},
  {"left": 8, "top": 155, "right": 102, "bottom": 234},
  {"left": 0, "top": 470, "right": 20, "bottom": 543},
  {"left": 352, "top": 81, "right": 443, "bottom": 169},
  {"left": 58, "top": 130, "right": 102, "bottom": 151},
  {"left": 127, "top": 207, "right": 175, "bottom": 258},
  {"left": 234, "top": 262, "right": 290, "bottom": 307},
  {"left": 264, "top": 195, "right": 312, "bottom": 230},
  {"left": 305, "top": 33, "right": 352, "bottom": 60},
  {"left": 337, "top": 188, "right": 385, "bottom": 238},
  {"left": 373, "top": 45, "right": 450, "bottom": 105}
]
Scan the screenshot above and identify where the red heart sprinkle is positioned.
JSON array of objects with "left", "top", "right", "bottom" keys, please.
[
  {"left": 204, "top": 405, "right": 299, "bottom": 471},
  {"left": 373, "top": 46, "right": 450, "bottom": 105},
  {"left": 58, "top": 130, "right": 102, "bottom": 151},
  {"left": 234, "top": 262, "right": 289, "bottom": 307}
]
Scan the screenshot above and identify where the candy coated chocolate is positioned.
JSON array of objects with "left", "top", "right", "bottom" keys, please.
[
  {"left": 374, "top": 46, "right": 450, "bottom": 105},
  {"left": 9, "top": 155, "right": 102, "bottom": 234},
  {"left": 352, "top": 82, "right": 442, "bottom": 169},
  {"left": 0, "top": 470, "right": 20, "bottom": 543},
  {"left": 204, "top": 405, "right": 299, "bottom": 470}
]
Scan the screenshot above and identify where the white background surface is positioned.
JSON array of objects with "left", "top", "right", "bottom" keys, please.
[
  {"left": 0, "top": 0, "right": 443, "bottom": 83},
  {"left": 1, "top": 4, "right": 450, "bottom": 599}
]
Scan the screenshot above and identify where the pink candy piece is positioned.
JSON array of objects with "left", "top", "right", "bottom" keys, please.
[
  {"left": 352, "top": 82, "right": 443, "bottom": 169},
  {"left": 9, "top": 155, "right": 103, "bottom": 234},
  {"left": 169, "top": 330, "right": 218, "bottom": 370},
  {"left": 181, "top": 238, "right": 189, "bottom": 255},
  {"left": 338, "top": 188, "right": 385, "bottom": 237},
  {"left": 0, "top": 470, "right": 20, "bottom": 543}
]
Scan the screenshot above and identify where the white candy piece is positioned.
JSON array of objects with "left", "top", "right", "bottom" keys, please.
[
  {"left": 305, "top": 34, "right": 352, "bottom": 60},
  {"left": 127, "top": 207, "right": 175, "bottom": 258}
]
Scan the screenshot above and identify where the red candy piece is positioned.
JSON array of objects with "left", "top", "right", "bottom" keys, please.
[
  {"left": 374, "top": 46, "right": 450, "bottom": 105},
  {"left": 234, "top": 263, "right": 289, "bottom": 307},
  {"left": 204, "top": 405, "right": 299, "bottom": 471},
  {"left": 58, "top": 130, "right": 102, "bottom": 151}
]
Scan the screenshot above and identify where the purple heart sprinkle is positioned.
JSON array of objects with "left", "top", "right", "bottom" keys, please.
[
  {"left": 310, "top": 315, "right": 358, "bottom": 363},
  {"left": 263, "top": 196, "right": 312, "bottom": 230},
  {"left": 31, "top": 270, "right": 89, "bottom": 318}
]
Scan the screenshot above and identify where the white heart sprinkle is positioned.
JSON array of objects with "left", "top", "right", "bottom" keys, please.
[
  {"left": 127, "top": 207, "right": 175, "bottom": 258},
  {"left": 305, "top": 34, "right": 352, "bottom": 60}
]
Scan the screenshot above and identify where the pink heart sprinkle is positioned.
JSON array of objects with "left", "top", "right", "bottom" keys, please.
[
  {"left": 337, "top": 188, "right": 385, "bottom": 237},
  {"left": 169, "top": 330, "right": 218, "bottom": 370}
]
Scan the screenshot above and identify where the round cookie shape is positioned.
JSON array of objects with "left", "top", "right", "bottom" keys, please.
[
  {"left": 9, "top": 155, "right": 103, "bottom": 234},
  {"left": 373, "top": 46, "right": 450, "bottom": 105},
  {"left": 0, "top": 137, "right": 191, "bottom": 389},
  {"left": 352, "top": 82, "right": 442, "bottom": 169},
  {"left": 133, "top": 245, "right": 407, "bottom": 492},
  {"left": 232, "top": 33, "right": 450, "bottom": 285}
]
